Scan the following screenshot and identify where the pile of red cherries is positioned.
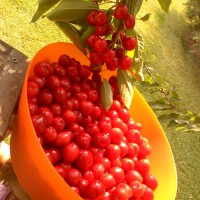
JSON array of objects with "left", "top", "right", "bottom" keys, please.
[{"left": 27, "top": 53, "right": 158, "bottom": 200}]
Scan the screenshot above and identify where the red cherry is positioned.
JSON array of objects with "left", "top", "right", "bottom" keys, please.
[
  {"left": 62, "top": 110, "right": 77, "bottom": 125},
  {"left": 111, "top": 185, "right": 129, "bottom": 200},
  {"left": 114, "top": 5, "right": 128, "bottom": 19},
  {"left": 102, "top": 48, "right": 116, "bottom": 63},
  {"left": 27, "top": 81, "right": 39, "bottom": 98},
  {"left": 106, "top": 144, "right": 121, "bottom": 160},
  {"left": 31, "top": 114, "right": 46, "bottom": 135},
  {"left": 39, "top": 107, "right": 54, "bottom": 126},
  {"left": 139, "top": 141, "right": 152, "bottom": 158},
  {"left": 100, "top": 158, "right": 111, "bottom": 172},
  {"left": 110, "top": 128, "right": 124, "bottom": 144},
  {"left": 43, "top": 126, "right": 57, "bottom": 143},
  {"left": 106, "top": 57, "right": 118, "bottom": 71},
  {"left": 62, "top": 142, "right": 80, "bottom": 163},
  {"left": 54, "top": 165, "right": 67, "bottom": 179},
  {"left": 109, "top": 167, "right": 125, "bottom": 184},
  {"left": 59, "top": 77, "right": 71, "bottom": 91},
  {"left": 94, "top": 38, "right": 108, "bottom": 53},
  {"left": 38, "top": 89, "right": 53, "bottom": 106},
  {"left": 54, "top": 131, "right": 72, "bottom": 147},
  {"left": 124, "top": 14, "right": 135, "bottom": 29},
  {"left": 99, "top": 173, "right": 116, "bottom": 190},
  {"left": 119, "top": 141, "right": 128, "bottom": 158},
  {"left": 135, "top": 159, "right": 150, "bottom": 176},
  {"left": 53, "top": 86, "right": 67, "bottom": 104},
  {"left": 65, "top": 66, "right": 78, "bottom": 79},
  {"left": 141, "top": 187, "right": 154, "bottom": 200},
  {"left": 129, "top": 181, "right": 145, "bottom": 199},
  {"left": 94, "top": 11, "right": 108, "bottom": 26},
  {"left": 118, "top": 56, "right": 132, "bottom": 70},
  {"left": 125, "top": 170, "right": 143, "bottom": 184},
  {"left": 58, "top": 54, "right": 71, "bottom": 67},
  {"left": 93, "top": 133, "right": 111, "bottom": 149},
  {"left": 75, "top": 132, "right": 91, "bottom": 149},
  {"left": 83, "top": 170, "right": 95, "bottom": 183},
  {"left": 86, "top": 34, "right": 98, "bottom": 47},
  {"left": 87, "top": 180, "right": 105, "bottom": 199},
  {"left": 121, "top": 158, "right": 135, "bottom": 172},
  {"left": 52, "top": 117, "right": 65, "bottom": 132},
  {"left": 143, "top": 174, "right": 158, "bottom": 191},
  {"left": 65, "top": 168, "right": 82, "bottom": 186},
  {"left": 75, "top": 150, "right": 93, "bottom": 172},
  {"left": 29, "top": 75, "right": 46, "bottom": 89},
  {"left": 87, "top": 10, "right": 98, "bottom": 25},
  {"left": 91, "top": 163, "right": 105, "bottom": 179},
  {"left": 79, "top": 100, "right": 94, "bottom": 116},
  {"left": 34, "top": 61, "right": 52, "bottom": 78},
  {"left": 122, "top": 37, "right": 137, "bottom": 51},
  {"left": 127, "top": 143, "right": 140, "bottom": 158}
]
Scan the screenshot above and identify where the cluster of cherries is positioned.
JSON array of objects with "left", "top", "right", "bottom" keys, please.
[
  {"left": 27, "top": 54, "right": 158, "bottom": 200},
  {"left": 86, "top": 4, "right": 137, "bottom": 72}
]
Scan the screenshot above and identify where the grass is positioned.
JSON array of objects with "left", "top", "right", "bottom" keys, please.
[
  {"left": 1, "top": 0, "right": 200, "bottom": 199},
  {"left": 136, "top": 1, "right": 200, "bottom": 199}
]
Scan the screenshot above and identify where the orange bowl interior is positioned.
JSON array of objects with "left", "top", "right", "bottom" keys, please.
[{"left": 10, "top": 42, "right": 177, "bottom": 200}]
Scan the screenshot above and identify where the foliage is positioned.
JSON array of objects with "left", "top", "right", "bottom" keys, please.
[
  {"left": 185, "top": 0, "right": 200, "bottom": 31},
  {"left": 141, "top": 64, "right": 200, "bottom": 132}
]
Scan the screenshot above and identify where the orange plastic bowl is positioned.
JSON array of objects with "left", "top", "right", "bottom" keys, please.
[{"left": 10, "top": 42, "right": 177, "bottom": 200}]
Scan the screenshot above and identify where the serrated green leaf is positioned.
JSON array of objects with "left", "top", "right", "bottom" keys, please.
[
  {"left": 157, "top": 0, "right": 172, "bottom": 12},
  {"left": 139, "top": 13, "right": 151, "bottom": 21},
  {"left": 101, "top": 79, "right": 113, "bottom": 111},
  {"left": 32, "top": 0, "right": 61, "bottom": 22},
  {"left": 134, "top": 32, "right": 144, "bottom": 59},
  {"left": 55, "top": 21, "right": 86, "bottom": 55},
  {"left": 117, "top": 69, "right": 135, "bottom": 109},
  {"left": 47, "top": 0, "right": 98, "bottom": 22},
  {"left": 127, "top": 0, "right": 144, "bottom": 17}
]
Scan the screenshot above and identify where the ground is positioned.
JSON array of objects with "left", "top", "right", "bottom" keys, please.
[{"left": 0, "top": 0, "right": 200, "bottom": 199}]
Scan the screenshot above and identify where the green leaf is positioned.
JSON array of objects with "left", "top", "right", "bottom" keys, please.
[
  {"left": 134, "top": 32, "right": 144, "bottom": 59},
  {"left": 157, "top": 0, "right": 172, "bottom": 12},
  {"left": 149, "top": 100, "right": 169, "bottom": 110},
  {"left": 47, "top": 0, "right": 98, "bottom": 22},
  {"left": 100, "top": 79, "right": 113, "bottom": 111},
  {"left": 127, "top": 0, "right": 144, "bottom": 17},
  {"left": 169, "top": 90, "right": 180, "bottom": 100},
  {"left": 55, "top": 21, "right": 87, "bottom": 55},
  {"left": 117, "top": 69, "right": 135, "bottom": 109},
  {"left": 139, "top": 13, "right": 151, "bottom": 21},
  {"left": 31, "top": 0, "right": 61, "bottom": 22}
]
